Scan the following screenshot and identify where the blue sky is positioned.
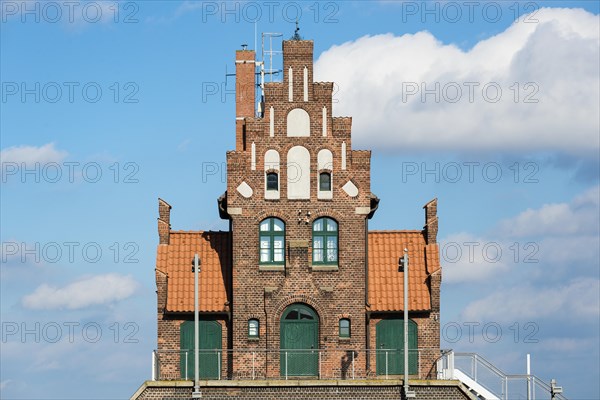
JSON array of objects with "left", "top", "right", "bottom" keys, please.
[{"left": 1, "top": 1, "right": 599, "bottom": 399}]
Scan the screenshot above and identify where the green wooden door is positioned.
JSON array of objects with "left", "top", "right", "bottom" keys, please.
[
  {"left": 280, "top": 304, "right": 318, "bottom": 377},
  {"left": 180, "top": 320, "right": 222, "bottom": 379},
  {"left": 376, "top": 319, "right": 417, "bottom": 375}
]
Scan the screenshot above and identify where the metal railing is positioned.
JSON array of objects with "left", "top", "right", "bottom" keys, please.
[
  {"left": 438, "top": 351, "right": 568, "bottom": 400},
  {"left": 152, "top": 348, "right": 438, "bottom": 381}
]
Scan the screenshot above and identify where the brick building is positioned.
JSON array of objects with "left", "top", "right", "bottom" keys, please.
[{"left": 150, "top": 37, "right": 443, "bottom": 386}]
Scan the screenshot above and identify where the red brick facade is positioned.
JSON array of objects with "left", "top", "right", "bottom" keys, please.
[
  {"left": 153, "top": 38, "right": 442, "bottom": 382},
  {"left": 226, "top": 39, "right": 376, "bottom": 379}
]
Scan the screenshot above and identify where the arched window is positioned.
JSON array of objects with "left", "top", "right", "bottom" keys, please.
[
  {"left": 266, "top": 172, "right": 278, "bottom": 191},
  {"left": 317, "top": 149, "right": 333, "bottom": 199},
  {"left": 259, "top": 218, "right": 285, "bottom": 265},
  {"left": 248, "top": 319, "right": 259, "bottom": 338},
  {"left": 265, "top": 149, "right": 280, "bottom": 199},
  {"left": 319, "top": 172, "right": 331, "bottom": 191},
  {"left": 312, "top": 217, "right": 338, "bottom": 264},
  {"left": 283, "top": 304, "right": 317, "bottom": 320},
  {"left": 339, "top": 318, "right": 350, "bottom": 338}
]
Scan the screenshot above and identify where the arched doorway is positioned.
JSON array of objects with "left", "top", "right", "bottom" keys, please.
[{"left": 280, "top": 304, "right": 318, "bottom": 377}]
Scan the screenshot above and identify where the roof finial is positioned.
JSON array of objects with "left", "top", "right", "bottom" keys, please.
[{"left": 291, "top": 20, "right": 302, "bottom": 40}]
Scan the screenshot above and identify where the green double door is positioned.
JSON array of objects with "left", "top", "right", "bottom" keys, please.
[
  {"left": 280, "top": 304, "right": 319, "bottom": 377},
  {"left": 376, "top": 319, "right": 418, "bottom": 375},
  {"left": 180, "top": 320, "right": 222, "bottom": 379}
]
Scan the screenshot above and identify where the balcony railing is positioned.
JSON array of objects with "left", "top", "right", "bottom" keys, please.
[{"left": 151, "top": 348, "right": 438, "bottom": 381}]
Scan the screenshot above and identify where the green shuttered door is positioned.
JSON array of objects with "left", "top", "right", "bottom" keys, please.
[
  {"left": 376, "top": 319, "right": 418, "bottom": 375},
  {"left": 180, "top": 320, "right": 222, "bottom": 379}
]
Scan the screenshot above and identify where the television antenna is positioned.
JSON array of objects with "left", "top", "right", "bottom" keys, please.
[{"left": 224, "top": 33, "right": 283, "bottom": 118}]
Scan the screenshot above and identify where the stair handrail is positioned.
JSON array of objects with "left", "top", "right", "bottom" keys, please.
[
  {"left": 453, "top": 352, "right": 507, "bottom": 380},
  {"left": 503, "top": 373, "right": 568, "bottom": 400},
  {"left": 442, "top": 352, "right": 568, "bottom": 400}
]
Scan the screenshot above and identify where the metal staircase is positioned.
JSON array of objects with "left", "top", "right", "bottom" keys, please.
[{"left": 437, "top": 351, "right": 567, "bottom": 400}]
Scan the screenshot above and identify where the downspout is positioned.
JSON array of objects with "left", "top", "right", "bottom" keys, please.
[
  {"left": 402, "top": 249, "right": 415, "bottom": 398},
  {"left": 365, "top": 195, "right": 379, "bottom": 374},
  {"left": 365, "top": 216, "right": 370, "bottom": 372},
  {"left": 228, "top": 219, "right": 233, "bottom": 329},
  {"left": 365, "top": 216, "right": 370, "bottom": 308},
  {"left": 263, "top": 289, "right": 269, "bottom": 377}
]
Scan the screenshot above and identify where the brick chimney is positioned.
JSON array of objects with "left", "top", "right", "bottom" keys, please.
[
  {"left": 423, "top": 198, "right": 438, "bottom": 244},
  {"left": 158, "top": 198, "right": 172, "bottom": 245},
  {"left": 235, "top": 49, "right": 255, "bottom": 151}
]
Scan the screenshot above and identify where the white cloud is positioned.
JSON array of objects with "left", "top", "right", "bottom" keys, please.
[
  {"left": 536, "top": 235, "right": 600, "bottom": 272},
  {"left": 145, "top": 1, "right": 202, "bottom": 24},
  {"left": 314, "top": 8, "right": 599, "bottom": 156},
  {"left": 22, "top": 274, "right": 138, "bottom": 310},
  {"left": 537, "top": 337, "right": 597, "bottom": 353},
  {"left": 496, "top": 185, "right": 599, "bottom": 237},
  {"left": 443, "top": 185, "right": 600, "bottom": 283},
  {"left": 0, "top": 143, "right": 68, "bottom": 165},
  {"left": 462, "top": 277, "right": 600, "bottom": 322},
  {"left": 441, "top": 232, "right": 511, "bottom": 283},
  {"left": 573, "top": 185, "right": 600, "bottom": 208}
]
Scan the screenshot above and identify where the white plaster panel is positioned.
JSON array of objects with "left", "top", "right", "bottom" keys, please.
[
  {"left": 237, "top": 181, "right": 253, "bottom": 198},
  {"left": 303, "top": 67, "right": 308, "bottom": 102},
  {"left": 269, "top": 106, "right": 274, "bottom": 137},
  {"left": 317, "top": 149, "right": 333, "bottom": 171},
  {"left": 287, "top": 146, "right": 310, "bottom": 199},
  {"left": 264, "top": 149, "right": 280, "bottom": 171},
  {"left": 322, "top": 107, "right": 327, "bottom": 137},
  {"left": 288, "top": 67, "right": 293, "bottom": 102},
  {"left": 287, "top": 108, "right": 310, "bottom": 137},
  {"left": 343, "top": 180, "right": 359, "bottom": 197}
]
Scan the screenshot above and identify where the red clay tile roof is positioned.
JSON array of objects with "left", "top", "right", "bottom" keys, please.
[
  {"left": 368, "top": 231, "right": 440, "bottom": 312},
  {"left": 156, "top": 231, "right": 230, "bottom": 313},
  {"left": 157, "top": 230, "right": 439, "bottom": 313}
]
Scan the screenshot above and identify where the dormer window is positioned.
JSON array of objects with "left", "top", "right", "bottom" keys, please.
[{"left": 266, "top": 172, "right": 278, "bottom": 191}]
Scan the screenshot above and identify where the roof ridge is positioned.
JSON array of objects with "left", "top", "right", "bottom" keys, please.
[
  {"left": 369, "top": 230, "right": 423, "bottom": 233},
  {"left": 170, "top": 230, "right": 230, "bottom": 234}
]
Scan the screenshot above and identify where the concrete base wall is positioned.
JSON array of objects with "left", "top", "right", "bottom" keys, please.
[{"left": 131, "top": 380, "right": 477, "bottom": 400}]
